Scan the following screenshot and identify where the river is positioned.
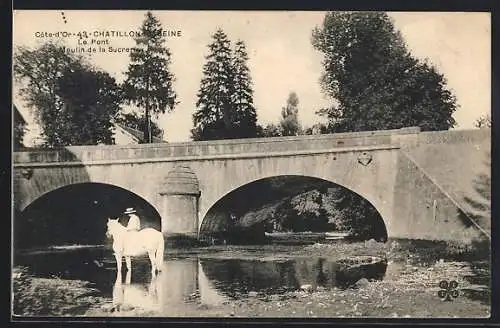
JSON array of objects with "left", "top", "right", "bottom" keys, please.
[{"left": 12, "top": 241, "right": 491, "bottom": 318}]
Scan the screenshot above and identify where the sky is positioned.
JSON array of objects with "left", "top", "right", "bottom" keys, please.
[{"left": 12, "top": 11, "right": 491, "bottom": 145}]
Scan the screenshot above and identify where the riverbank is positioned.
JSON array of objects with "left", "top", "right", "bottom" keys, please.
[
  {"left": 12, "top": 267, "right": 107, "bottom": 317},
  {"left": 12, "top": 239, "right": 490, "bottom": 318}
]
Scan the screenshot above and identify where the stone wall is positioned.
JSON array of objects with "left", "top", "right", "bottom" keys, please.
[{"left": 393, "top": 152, "right": 484, "bottom": 241}]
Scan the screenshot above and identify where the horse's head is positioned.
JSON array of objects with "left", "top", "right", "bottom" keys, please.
[{"left": 106, "top": 218, "right": 121, "bottom": 238}]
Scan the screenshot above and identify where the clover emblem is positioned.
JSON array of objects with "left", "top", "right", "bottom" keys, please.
[{"left": 438, "top": 280, "right": 459, "bottom": 301}]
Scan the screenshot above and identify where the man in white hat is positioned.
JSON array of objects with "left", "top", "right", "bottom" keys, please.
[{"left": 124, "top": 208, "right": 141, "bottom": 232}]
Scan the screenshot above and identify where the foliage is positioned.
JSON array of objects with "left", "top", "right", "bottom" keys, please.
[
  {"left": 463, "top": 152, "right": 491, "bottom": 235},
  {"left": 272, "top": 190, "right": 330, "bottom": 233},
  {"left": 303, "top": 123, "right": 329, "bottom": 135},
  {"left": 13, "top": 42, "right": 123, "bottom": 147},
  {"left": 192, "top": 30, "right": 259, "bottom": 140},
  {"left": 13, "top": 42, "right": 90, "bottom": 147},
  {"left": 232, "top": 40, "right": 259, "bottom": 138},
  {"left": 12, "top": 268, "right": 105, "bottom": 316},
  {"left": 56, "top": 65, "right": 123, "bottom": 145},
  {"left": 192, "top": 29, "right": 234, "bottom": 140},
  {"left": 204, "top": 175, "right": 387, "bottom": 241},
  {"left": 257, "top": 92, "right": 302, "bottom": 138},
  {"left": 258, "top": 123, "right": 283, "bottom": 137},
  {"left": 474, "top": 114, "right": 491, "bottom": 129},
  {"left": 255, "top": 184, "right": 386, "bottom": 240},
  {"left": 12, "top": 267, "right": 33, "bottom": 315},
  {"left": 123, "top": 11, "right": 177, "bottom": 143},
  {"left": 287, "top": 190, "right": 332, "bottom": 232},
  {"left": 321, "top": 188, "right": 386, "bottom": 240},
  {"left": 280, "top": 92, "right": 301, "bottom": 136},
  {"left": 115, "top": 112, "right": 163, "bottom": 139},
  {"left": 312, "top": 11, "right": 457, "bottom": 133}
]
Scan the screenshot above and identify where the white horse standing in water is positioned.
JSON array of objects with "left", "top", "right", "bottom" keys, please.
[{"left": 106, "top": 218, "right": 164, "bottom": 276}]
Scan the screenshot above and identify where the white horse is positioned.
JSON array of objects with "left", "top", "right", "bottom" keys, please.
[{"left": 106, "top": 218, "right": 164, "bottom": 276}]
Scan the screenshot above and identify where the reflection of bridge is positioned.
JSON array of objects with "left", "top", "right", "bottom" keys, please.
[
  {"left": 111, "top": 258, "right": 228, "bottom": 314},
  {"left": 110, "top": 256, "right": 388, "bottom": 314},
  {"left": 13, "top": 127, "right": 491, "bottom": 242}
]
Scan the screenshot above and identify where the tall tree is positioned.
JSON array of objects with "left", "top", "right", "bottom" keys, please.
[
  {"left": 123, "top": 11, "right": 177, "bottom": 143},
  {"left": 312, "top": 11, "right": 457, "bottom": 133},
  {"left": 232, "top": 40, "right": 259, "bottom": 138},
  {"left": 55, "top": 66, "right": 123, "bottom": 145},
  {"left": 280, "top": 92, "right": 301, "bottom": 136},
  {"left": 192, "top": 30, "right": 260, "bottom": 141},
  {"left": 192, "top": 29, "right": 236, "bottom": 141},
  {"left": 13, "top": 42, "right": 90, "bottom": 147}
]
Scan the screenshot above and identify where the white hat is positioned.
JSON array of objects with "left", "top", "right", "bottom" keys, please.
[{"left": 124, "top": 208, "right": 136, "bottom": 214}]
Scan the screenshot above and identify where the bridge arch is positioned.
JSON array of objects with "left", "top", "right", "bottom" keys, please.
[
  {"left": 14, "top": 182, "right": 162, "bottom": 249},
  {"left": 194, "top": 150, "right": 398, "bottom": 239},
  {"left": 15, "top": 167, "right": 160, "bottom": 216},
  {"left": 198, "top": 174, "right": 389, "bottom": 242}
]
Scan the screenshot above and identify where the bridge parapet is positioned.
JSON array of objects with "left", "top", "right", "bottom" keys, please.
[
  {"left": 14, "top": 127, "right": 421, "bottom": 165},
  {"left": 417, "top": 128, "right": 490, "bottom": 145}
]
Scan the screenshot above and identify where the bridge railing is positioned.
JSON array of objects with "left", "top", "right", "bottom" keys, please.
[{"left": 13, "top": 127, "right": 423, "bottom": 164}]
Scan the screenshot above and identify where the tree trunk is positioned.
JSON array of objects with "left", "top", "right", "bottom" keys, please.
[
  {"left": 144, "top": 77, "right": 152, "bottom": 143},
  {"left": 144, "top": 102, "right": 151, "bottom": 143}
]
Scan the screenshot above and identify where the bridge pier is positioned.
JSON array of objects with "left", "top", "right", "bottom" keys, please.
[{"left": 159, "top": 166, "right": 201, "bottom": 247}]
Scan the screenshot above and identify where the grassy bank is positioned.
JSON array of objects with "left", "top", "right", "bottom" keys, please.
[{"left": 12, "top": 267, "right": 108, "bottom": 317}]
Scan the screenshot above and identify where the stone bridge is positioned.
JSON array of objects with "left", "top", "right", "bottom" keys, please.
[{"left": 13, "top": 127, "right": 491, "bottom": 242}]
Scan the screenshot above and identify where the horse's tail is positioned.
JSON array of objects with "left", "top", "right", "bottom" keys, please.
[{"left": 155, "top": 233, "right": 165, "bottom": 271}]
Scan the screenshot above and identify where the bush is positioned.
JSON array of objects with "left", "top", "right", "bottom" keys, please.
[
  {"left": 12, "top": 267, "right": 65, "bottom": 316},
  {"left": 12, "top": 267, "right": 33, "bottom": 316}
]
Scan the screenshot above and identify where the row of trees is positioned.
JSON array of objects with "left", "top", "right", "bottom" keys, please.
[
  {"left": 194, "top": 11, "right": 463, "bottom": 141},
  {"left": 14, "top": 12, "right": 174, "bottom": 148},
  {"left": 14, "top": 11, "right": 488, "bottom": 149},
  {"left": 15, "top": 12, "right": 300, "bottom": 148}
]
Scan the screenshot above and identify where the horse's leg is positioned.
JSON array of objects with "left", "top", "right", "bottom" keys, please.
[
  {"left": 125, "top": 269, "right": 131, "bottom": 284},
  {"left": 114, "top": 252, "right": 122, "bottom": 275},
  {"left": 148, "top": 250, "right": 156, "bottom": 276},
  {"left": 125, "top": 256, "right": 131, "bottom": 272}
]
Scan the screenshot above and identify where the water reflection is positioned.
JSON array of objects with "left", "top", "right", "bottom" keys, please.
[
  {"left": 111, "top": 258, "right": 201, "bottom": 313},
  {"left": 107, "top": 256, "right": 388, "bottom": 313},
  {"left": 15, "top": 249, "right": 390, "bottom": 315},
  {"left": 112, "top": 269, "right": 161, "bottom": 312},
  {"left": 157, "top": 259, "right": 198, "bottom": 307},
  {"left": 198, "top": 260, "right": 228, "bottom": 306},
  {"left": 200, "top": 257, "right": 388, "bottom": 296}
]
